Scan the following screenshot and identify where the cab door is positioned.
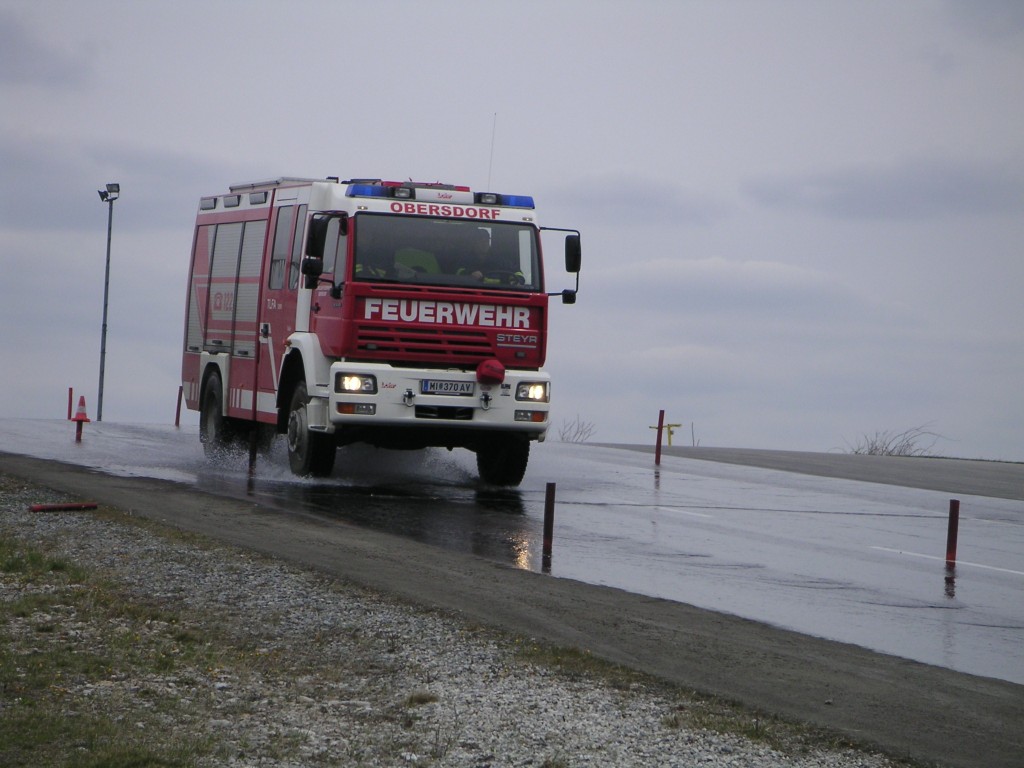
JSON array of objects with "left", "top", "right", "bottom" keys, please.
[
  {"left": 257, "top": 201, "right": 306, "bottom": 418},
  {"left": 309, "top": 215, "right": 349, "bottom": 357}
]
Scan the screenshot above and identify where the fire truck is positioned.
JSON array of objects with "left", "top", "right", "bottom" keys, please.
[{"left": 181, "top": 177, "right": 581, "bottom": 486}]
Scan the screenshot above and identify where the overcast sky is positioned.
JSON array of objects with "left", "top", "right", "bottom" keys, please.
[{"left": 2, "top": 1, "right": 1022, "bottom": 461}]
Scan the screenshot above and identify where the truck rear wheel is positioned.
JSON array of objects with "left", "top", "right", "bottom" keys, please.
[
  {"left": 476, "top": 436, "right": 530, "bottom": 487},
  {"left": 286, "top": 381, "right": 335, "bottom": 477},
  {"left": 200, "top": 372, "right": 235, "bottom": 458}
]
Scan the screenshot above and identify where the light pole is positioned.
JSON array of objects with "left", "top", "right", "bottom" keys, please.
[{"left": 96, "top": 182, "right": 120, "bottom": 422}]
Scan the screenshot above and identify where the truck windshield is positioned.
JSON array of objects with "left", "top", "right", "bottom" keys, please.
[{"left": 352, "top": 213, "right": 541, "bottom": 291}]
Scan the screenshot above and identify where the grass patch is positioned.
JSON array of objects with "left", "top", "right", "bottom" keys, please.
[
  {"left": 1, "top": 542, "right": 83, "bottom": 582},
  {"left": 0, "top": 534, "right": 221, "bottom": 768},
  {"left": 514, "top": 637, "right": 646, "bottom": 690},
  {"left": 403, "top": 689, "right": 439, "bottom": 707},
  {"left": 0, "top": 705, "right": 207, "bottom": 768}
]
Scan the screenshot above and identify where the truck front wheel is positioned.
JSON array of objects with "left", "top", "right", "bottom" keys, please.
[
  {"left": 476, "top": 436, "right": 530, "bottom": 487},
  {"left": 286, "top": 381, "right": 336, "bottom": 477}
]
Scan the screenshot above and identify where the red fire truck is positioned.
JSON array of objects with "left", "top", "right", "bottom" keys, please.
[{"left": 181, "top": 177, "right": 581, "bottom": 485}]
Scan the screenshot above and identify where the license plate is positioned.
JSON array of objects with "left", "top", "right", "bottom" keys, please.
[{"left": 421, "top": 379, "right": 474, "bottom": 396}]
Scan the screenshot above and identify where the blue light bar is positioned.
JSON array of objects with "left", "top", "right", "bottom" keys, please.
[
  {"left": 476, "top": 192, "right": 536, "bottom": 208},
  {"left": 500, "top": 194, "right": 534, "bottom": 209},
  {"left": 346, "top": 184, "right": 389, "bottom": 198},
  {"left": 348, "top": 182, "right": 534, "bottom": 208}
]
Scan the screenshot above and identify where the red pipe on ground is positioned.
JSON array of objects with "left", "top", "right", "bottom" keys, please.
[{"left": 29, "top": 502, "right": 99, "bottom": 512}]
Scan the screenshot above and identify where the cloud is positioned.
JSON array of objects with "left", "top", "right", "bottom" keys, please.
[
  {"left": 946, "top": 0, "right": 1024, "bottom": 42},
  {"left": 551, "top": 254, "right": 900, "bottom": 413},
  {"left": 585, "top": 255, "right": 870, "bottom": 330},
  {"left": 543, "top": 173, "right": 729, "bottom": 228},
  {"left": 746, "top": 158, "right": 1024, "bottom": 220},
  {"left": 0, "top": 135, "right": 254, "bottom": 231},
  {"left": 0, "top": 9, "right": 93, "bottom": 88}
]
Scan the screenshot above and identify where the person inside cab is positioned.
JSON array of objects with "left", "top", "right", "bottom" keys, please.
[
  {"left": 458, "top": 228, "right": 524, "bottom": 285},
  {"left": 354, "top": 223, "right": 392, "bottom": 279},
  {"left": 460, "top": 227, "right": 492, "bottom": 281}
]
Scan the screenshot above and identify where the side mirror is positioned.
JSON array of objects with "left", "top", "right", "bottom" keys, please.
[
  {"left": 542, "top": 227, "right": 582, "bottom": 302},
  {"left": 564, "top": 234, "right": 581, "bottom": 274},
  {"left": 306, "top": 218, "right": 327, "bottom": 258},
  {"left": 301, "top": 256, "right": 323, "bottom": 289},
  {"left": 306, "top": 212, "right": 348, "bottom": 257}
]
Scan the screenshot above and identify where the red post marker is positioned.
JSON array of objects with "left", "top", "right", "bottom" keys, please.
[
  {"left": 175, "top": 384, "right": 184, "bottom": 428},
  {"left": 71, "top": 395, "right": 91, "bottom": 442},
  {"left": 946, "top": 499, "right": 960, "bottom": 566},
  {"left": 542, "top": 482, "right": 556, "bottom": 571},
  {"left": 67, "top": 387, "right": 74, "bottom": 420},
  {"left": 655, "top": 409, "right": 665, "bottom": 466}
]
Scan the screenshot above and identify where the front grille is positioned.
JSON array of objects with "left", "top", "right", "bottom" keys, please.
[
  {"left": 415, "top": 405, "right": 474, "bottom": 421},
  {"left": 357, "top": 325, "right": 492, "bottom": 362}
]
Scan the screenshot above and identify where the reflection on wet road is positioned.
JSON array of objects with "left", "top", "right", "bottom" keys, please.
[
  {"left": 245, "top": 472, "right": 539, "bottom": 571},
  {"left": 3, "top": 420, "right": 1022, "bottom": 686}
]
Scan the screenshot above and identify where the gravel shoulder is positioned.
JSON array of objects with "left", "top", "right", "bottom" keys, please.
[{"left": 2, "top": 452, "right": 1022, "bottom": 768}]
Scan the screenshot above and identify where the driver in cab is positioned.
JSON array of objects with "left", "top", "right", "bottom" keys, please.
[{"left": 459, "top": 228, "right": 523, "bottom": 285}]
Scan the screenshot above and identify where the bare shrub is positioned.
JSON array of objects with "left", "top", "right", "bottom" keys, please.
[
  {"left": 558, "top": 415, "right": 596, "bottom": 443},
  {"left": 845, "top": 423, "right": 943, "bottom": 457}
]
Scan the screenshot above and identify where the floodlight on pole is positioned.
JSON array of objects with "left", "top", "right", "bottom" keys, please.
[{"left": 96, "top": 182, "right": 120, "bottom": 421}]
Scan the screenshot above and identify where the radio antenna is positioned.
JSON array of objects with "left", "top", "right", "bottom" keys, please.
[{"left": 487, "top": 112, "right": 498, "bottom": 190}]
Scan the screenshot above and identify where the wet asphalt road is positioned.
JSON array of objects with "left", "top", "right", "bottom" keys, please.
[
  {"left": 2, "top": 420, "right": 1023, "bottom": 768},
  {"left": 1, "top": 421, "right": 1022, "bottom": 685},
  {"left": 210, "top": 441, "right": 1024, "bottom": 687}
]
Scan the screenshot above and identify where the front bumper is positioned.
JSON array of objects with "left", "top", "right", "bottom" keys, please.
[{"left": 326, "top": 362, "right": 551, "bottom": 438}]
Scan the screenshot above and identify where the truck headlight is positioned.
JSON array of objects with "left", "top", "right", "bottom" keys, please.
[
  {"left": 515, "top": 382, "right": 549, "bottom": 402},
  {"left": 336, "top": 373, "right": 377, "bottom": 394}
]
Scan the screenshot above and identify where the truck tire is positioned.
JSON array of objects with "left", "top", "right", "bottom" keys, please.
[
  {"left": 286, "top": 380, "right": 335, "bottom": 477},
  {"left": 476, "top": 436, "right": 530, "bottom": 486},
  {"left": 200, "top": 372, "right": 235, "bottom": 458}
]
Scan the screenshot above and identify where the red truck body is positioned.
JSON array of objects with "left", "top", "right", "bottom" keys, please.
[{"left": 182, "top": 177, "right": 580, "bottom": 485}]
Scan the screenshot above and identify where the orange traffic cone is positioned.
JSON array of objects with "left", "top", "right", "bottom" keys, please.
[{"left": 72, "top": 396, "right": 90, "bottom": 442}]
